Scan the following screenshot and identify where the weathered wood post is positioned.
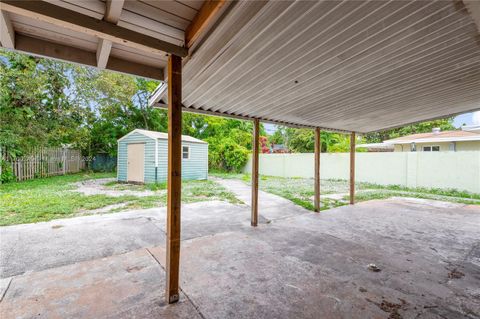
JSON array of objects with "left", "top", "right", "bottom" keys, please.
[
  {"left": 314, "top": 127, "right": 321, "bottom": 212},
  {"left": 166, "top": 54, "right": 182, "bottom": 304},
  {"left": 350, "top": 132, "right": 356, "bottom": 205},
  {"left": 251, "top": 118, "right": 260, "bottom": 226}
]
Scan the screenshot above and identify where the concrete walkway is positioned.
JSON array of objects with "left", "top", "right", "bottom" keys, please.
[
  {"left": 1, "top": 186, "right": 479, "bottom": 318},
  {"left": 214, "top": 177, "right": 311, "bottom": 221}
]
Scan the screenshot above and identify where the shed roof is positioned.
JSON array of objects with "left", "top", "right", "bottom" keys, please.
[
  {"left": 118, "top": 129, "right": 207, "bottom": 144},
  {"left": 2, "top": 0, "right": 480, "bottom": 133}
]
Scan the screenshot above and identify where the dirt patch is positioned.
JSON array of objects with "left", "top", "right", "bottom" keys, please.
[
  {"left": 75, "top": 203, "right": 131, "bottom": 216},
  {"left": 448, "top": 268, "right": 465, "bottom": 279},
  {"left": 72, "top": 178, "right": 156, "bottom": 197},
  {"left": 367, "top": 297, "right": 407, "bottom": 319}
]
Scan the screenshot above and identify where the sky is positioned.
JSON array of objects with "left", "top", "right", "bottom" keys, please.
[
  {"left": 453, "top": 111, "right": 480, "bottom": 128},
  {"left": 263, "top": 111, "right": 480, "bottom": 135}
]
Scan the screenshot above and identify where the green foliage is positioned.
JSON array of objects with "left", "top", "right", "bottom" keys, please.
[
  {"left": 274, "top": 127, "right": 358, "bottom": 153},
  {"left": 207, "top": 137, "right": 249, "bottom": 172},
  {"left": 0, "top": 159, "right": 15, "bottom": 183},
  {"left": 0, "top": 49, "right": 162, "bottom": 158},
  {"left": 0, "top": 49, "right": 259, "bottom": 173},
  {"left": 0, "top": 172, "right": 241, "bottom": 225}
]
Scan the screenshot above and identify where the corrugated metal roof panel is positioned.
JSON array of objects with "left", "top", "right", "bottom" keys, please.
[{"left": 182, "top": 0, "right": 480, "bottom": 133}]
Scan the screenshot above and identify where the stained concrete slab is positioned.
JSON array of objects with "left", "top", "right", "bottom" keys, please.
[
  {"left": 1, "top": 189, "right": 479, "bottom": 318},
  {"left": 147, "top": 198, "right": 480, "bottom": 319},
  {"left": 0, "top": 248, "right": 202, "bottom": 319},
  {"left": 0, "top": 200, "right": 256, "bottom": 278}
]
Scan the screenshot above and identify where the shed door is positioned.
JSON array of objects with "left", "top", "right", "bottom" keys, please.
[{"left": 127, "top": 143, "right": 144, "bottom": 183}]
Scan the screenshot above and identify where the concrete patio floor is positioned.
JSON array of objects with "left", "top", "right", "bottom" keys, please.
[{"left": 1, "top": 184, "right": 479, "bottom": 318}]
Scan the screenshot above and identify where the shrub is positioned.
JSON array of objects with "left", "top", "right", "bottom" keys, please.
[
  {"left": 0, "top": 159, "right": 15, "bottom": 183},
  {"left": 207, "top": 137, "right": 248, "bottom": 172}
]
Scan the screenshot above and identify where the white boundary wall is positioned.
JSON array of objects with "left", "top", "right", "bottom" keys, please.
[{"left": 243, "top": 152, "right": 480, "bottom": 193}]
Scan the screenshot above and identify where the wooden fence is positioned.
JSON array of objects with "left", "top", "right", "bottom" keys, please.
[{"left": 1, "top": 148, "right": 87, "bottom": 182}]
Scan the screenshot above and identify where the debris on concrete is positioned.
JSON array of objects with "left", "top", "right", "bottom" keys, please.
[
  {"left": 367, "top": 264, "right": 381, "bottom": 272},
  {"left": 448, "top": 269, "right": 465, "bottom": 279}
]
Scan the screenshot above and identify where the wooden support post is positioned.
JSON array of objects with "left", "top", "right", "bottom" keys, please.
[
  {"left": 349, "top": 132, "right": 356, "bottom": 205},
  {"left": 251, "top": 118, "right": 260, "bottom": 227},
  {"left": 166, "top": 54, "right": 182, "bottom": 304},
  {"left": 314, "top": 127, "right": 321, "bottom": 212}
]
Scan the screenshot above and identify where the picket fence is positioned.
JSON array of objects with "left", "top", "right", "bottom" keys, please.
[{"left": 1, "top": 148, "right": 86, "bottom": 182}]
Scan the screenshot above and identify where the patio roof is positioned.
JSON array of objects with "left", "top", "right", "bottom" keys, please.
[{"left": 1, "top": 0, "right": 479, "bottom": 133}]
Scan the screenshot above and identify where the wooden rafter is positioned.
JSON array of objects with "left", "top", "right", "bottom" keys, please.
[
  {"left": 15, "top": 34, "right": 163, "bottom": 80},
  {"left": 97, "top": 0, "right": 124, "bottom": 69},
  {"left": 464, "top": 0, "right": 480, "bottom": 34},
  {"left": 185, "top": 0, "right": 227, "bottom": 48},
  {"left": 0, "top": 0, "right": 187, "bottom": 57},
  {"left": 0, "top": 10, "right": 14, "bottom": 48}
]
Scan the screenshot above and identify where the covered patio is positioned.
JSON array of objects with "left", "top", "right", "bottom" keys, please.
[
  {"left": 1, "top": 0, "right": 480, "bottom": 317},
  {"left": 1, "top": 191, "right": 479, "bottom": 318}
]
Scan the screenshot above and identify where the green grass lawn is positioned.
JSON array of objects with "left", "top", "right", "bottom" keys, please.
[
  {"left": 211, "top": 172, "right": 480, "bottom": 211},
  {"left": 0, "top": 172, "right": 241, "bottom": 226}
]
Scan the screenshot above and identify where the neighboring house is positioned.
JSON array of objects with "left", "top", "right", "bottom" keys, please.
[
  {"left": 271, "top": 144, "right": 289, "bottom": 153},
  {"left": 358, "top": 125, "right": 480, "bottom": 152},
  {"left": 354, "top": 143, "right": 394, "bottom": 152},
  {"left": 117, "top": 129, "right": 208, "bottom": 184}
]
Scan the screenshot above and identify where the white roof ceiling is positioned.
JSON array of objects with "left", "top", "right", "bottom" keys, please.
[
  {"left": 181, "top": 0, "right": 480, "bottom": 133},
  {"left": 2, "top": 0, "right": 480, "bottom": 133}
]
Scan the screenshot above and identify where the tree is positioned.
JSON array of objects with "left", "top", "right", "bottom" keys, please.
[{"left": 0, "top": 50, "right": 86, "bottom": 157}]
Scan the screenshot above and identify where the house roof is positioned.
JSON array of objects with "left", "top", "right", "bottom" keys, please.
[
  {"left": 384, "top": 130, "right": 480, "bottom": 144},
  {"left": 356, "top": 143, "right": 394, "bottom": 150},
  {"left": 118, "top": 129, "right": 207, "bottom": 144}
]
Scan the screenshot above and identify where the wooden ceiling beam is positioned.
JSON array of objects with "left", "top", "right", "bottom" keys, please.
[
  {"left": 0, "top": 10, "right": 14, "bottom": 48},
  {"left": 185, "top": 0, "right": 227, "bottom": 48},
  {"left": 464, "top": 0, "right": 480, "bottom": 34},
  {"left": 15, "top": 34, "right": 164, "bottom": 80},
  {"left": 96, "top": 0, "right": 125, "bottom": 69},
  {"left": 104, "top": 0, "right": 124, "bottom": 24},
  {"left": 0, "top": 0, "right": 187, "bottom": 57}
]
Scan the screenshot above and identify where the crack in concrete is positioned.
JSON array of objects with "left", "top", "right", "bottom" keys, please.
[{"left": 0, "top": 277, "right": 12, "bottom": 303}]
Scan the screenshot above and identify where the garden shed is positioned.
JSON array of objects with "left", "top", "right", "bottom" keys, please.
[{"left": 117, "top": 129, "right": 208, "bottom": 184}]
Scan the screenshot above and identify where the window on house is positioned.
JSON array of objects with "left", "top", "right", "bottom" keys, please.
[
  {"left": 182, "top": 146, "right": 190, "bottom": 159},
  {"left": 410, "top": 143, "right": 416, "bottom": 152},
  {"left": 449, "top": 142, "right": 456, "bottom": 151},
  {"left": 423, "top": 146, "right": 440, "bottom": 152}
]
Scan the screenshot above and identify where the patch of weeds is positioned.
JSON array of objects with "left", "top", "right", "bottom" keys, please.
[
  {"left": 348, "top": 190, "right": 480, "bottom": 205},
  {"left": 146, "top": 182, "right": 167, "bottom": 191},
  {"left": 183, "top": 180, "right": 243, "bottom": 205},
  {"left": 0, "top": 174, "right": 241, "bottom": 226},
  {"left": 209, "top": 170, "right": 248, "bottom": 180},
  {"left": 216, "top": 174, "right": 480, "bottom": 212}
]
